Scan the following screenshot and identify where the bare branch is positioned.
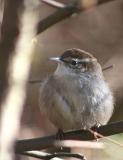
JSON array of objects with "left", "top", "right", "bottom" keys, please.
[
  {"left": 28, "top": 79, "right": 42, "bottom": 84},
  {"left": 37, "top": 0, "right": 115, "bottom": 35},
  {"left": 102, "top": 64, "right": 114, "bottom": 71},
  {"left": 37, "top": 1, "right": 79, "bottom": 34},
  {"left": 98, "top": 0, "right": 114, "bottom": 4},
  {"left": 0, "top": 0, "right": 24, "bottom": 159},
  {"left": 21, "top": 151, "right": 63, "bottom": 160},
  {"left": 15, "top": 121, "right": 123, "bottom": 153},
  {"left": 89, "top": 129, "right": 123, "bottom": 148},
  {"left": 0, "top": 0, "right": 40, "bottom": 160},
  {"left": 41, "top": 0, "right": 66, "bottom": 9},
  {"left": 21, "top": 151, "right": 85, "bottom": 160},
  {"left": 0, "top": 0, "right": 24, "bottom": 101}
]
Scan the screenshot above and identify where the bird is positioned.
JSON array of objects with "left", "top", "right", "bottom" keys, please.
[{"left": 39, "top": 48, "right": 114, "bottom": 131}]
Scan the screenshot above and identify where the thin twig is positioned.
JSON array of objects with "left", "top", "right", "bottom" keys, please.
[
  {"left": 37, "top": 0, "right": 115, "bottom": 35},
  {"left": 102, "top": 64, "right": 114, "bottom": 71},
  {"left": 98, "top": 0, "right": 114, "bottom": 5},
  {"left": 37, "top": 0, "right": 79, "bottom": 34},
  {"left": 89, "top": 129, "right": 123, "bottom": 148},
  {"left": 28, "top": 79, "right": 42, "bottom": 84},
  {"left": 15, "top": 121, "right": 123, "bottom": 153},
  {"left": 41, "top": 0, "right": 66, "bottom": 9},
  {"left": 21, "top": 151, "right": 86, "bottom": 160},
  {"left": 21, "top": 151, "right": 63, "bottom": 160}
]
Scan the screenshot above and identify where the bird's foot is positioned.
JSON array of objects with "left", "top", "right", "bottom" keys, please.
[
  {"left": 56, "top": 129, "right": 64, "bottom": 140},
  {"left": 55, "top": 129, "right": 64, "bottom": 150},
  {"left": 89, "top": 124, "right": 101, "bottom": 141}
]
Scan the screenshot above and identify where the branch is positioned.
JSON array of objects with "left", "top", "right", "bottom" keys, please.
[
  {"left": 37, "top": 0, "right": 79, "bottom": 34},
  {"left": 37, "top": 0, "right": 115, "bottom": 35},
  {"left": 21, "top": 151, "right": 85, "bottom": 160},
  {"left": 41, "top": 0, "right": 66, "bottom": 9},
  {"left": 0, "top": 0, "right": 24, "bottom": 159},
  {"left": 98, "top": 0, "right": 114, "bottom": 4},
  {"left": 21, "top": 151, "right": 63, "bottom": 160},
  {"left": 28, "top": 79, "right": 42, "bottom": 84},
  {"left": 0, "top": 1, "right": 39, "bottom": 160},
  {"left": 0, "top": 0, "right": 23, "bottom": 101},
  {"left": 15, "top": 121, "right": 123, "bottom": 153},
  {"left": 102, "top": 64, "right": 114, "bottom": 71}
]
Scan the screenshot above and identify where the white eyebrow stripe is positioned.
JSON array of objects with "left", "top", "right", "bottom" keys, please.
[{"left": 72, "top": 58, "right": 96, "bottom": 63}]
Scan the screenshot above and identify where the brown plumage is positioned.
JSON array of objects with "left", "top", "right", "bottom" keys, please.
[{"left": 39, "top": 48, "right": 114, "bottom": 131}]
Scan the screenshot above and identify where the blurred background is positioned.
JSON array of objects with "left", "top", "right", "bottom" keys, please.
[{"left": 1, "top": 0, "right": 123, "bottom": 160}]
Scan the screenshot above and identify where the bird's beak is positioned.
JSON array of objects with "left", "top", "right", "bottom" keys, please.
[{"left": 48, "top": 57, "right": 61, "bottom": 62}]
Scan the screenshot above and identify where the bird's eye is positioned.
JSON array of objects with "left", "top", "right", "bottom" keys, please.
[{"left": 71, "top": 60, "right": 77, "bottom": 66}]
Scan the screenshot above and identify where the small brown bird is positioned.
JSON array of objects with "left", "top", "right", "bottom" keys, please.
[{"left": 39, "top": 48, "right": 114, "bottom": 131}]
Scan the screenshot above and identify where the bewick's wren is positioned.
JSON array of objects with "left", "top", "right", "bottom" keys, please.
[{"left": 39, "top": 48, "right": 114, "bottom": 130}]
